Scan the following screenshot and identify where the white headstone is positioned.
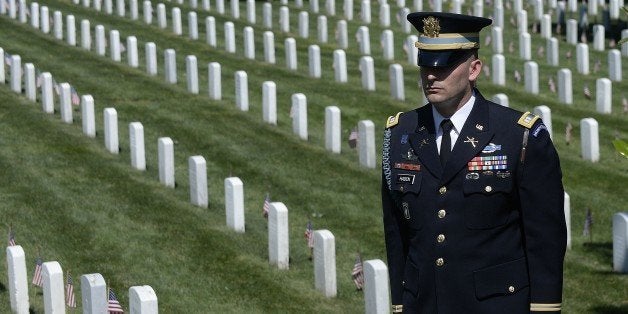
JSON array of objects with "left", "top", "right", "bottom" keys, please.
[
  {"left": 41, "top": 73, "right": 54, "bottom": 113},
  {"left": 230, "top": 0, "right": 239, "bottom": 19},
  {"left": 576, "top": 43, "right": 589, "bottom": 75},
  {"left": 588, "top": 0, "right": 598, "bottom": 16},
  {"left": 558, "top": 69, "right": 572, "bottom": 104},
  {"left": 30, "top": 2, "right": 39, "bottom": 29},
  {"left": 381, "top": 30, "right": 394, "bottom": 60},
  {"left": 325, "top": 106, "right": 341, "bottom": 154},
  {"left": 10, "top": 55, "right": 21, "bottom": 93},
  {"left": 285, "top": 38, "right": 297, "bottom": 70},
  {"left": 129, "top": 122, "right": 146, "bottom": 170},
  {"left": 189, "top": 155, "right": 208, "bottom": 208},
  {"left": 188, "top": 12, "right": 198, "bottom": 40},
  {"left": 127, "top": 36, "right": 138, "bottom": 67},
  {"left": 158, "top": 137, "right": 175, "bottom": 188},
  {"left": 566, "top": 19, "right": 577, "bottom": 45},
  {"left": 406, "top": 35, "right": 418, "bottom": 66},
  {"left": 530, "top": 105, "right": 552, "bottom": 140},
  {"left": 0, "top": 49, "right": 4, "bottom": 85},
  {"left": 95, "top": 25, "right": 106, "bottom": 56},
  {"left": 81, "top": 95, "right": 96, "bottom": 138},
  {"left": 280, "top": 6, "right": 290, "bottom": 33},
  {"left": 532, "top": 0, "right": 543, "bottom": 21},
  {"left": 491, "top": 26, "right": 503, "bottom": 54},
  {"left": 356, "top": 26, "right": 371, "bottom": 55},
  {"left": 358, "top": 120, "right": 376, "bottom": 168},
  {"left": 42, "top": 261, "right": 65, "bottom": 314},
  {"left": 311, "top": 0, "right": 319, "bottom": 13},
  {"left": 622, "top": 30, "right": 628, "bottom": 57},
  {"left": 225, "top": 177, "right": 245, "bottom": 233},
  {"left": 104, "top": 108, "right": 119, "bottom": 154},
  {"left": 157, "top": 3, "right": 166, "bottom": 28},
  {"left": 360, "top": 0, "right": 371, "bottom": 24},
  {"left": 547, "top": 37, "right": 559, "bottom": 66},
  {"left": 492, "top": 93, "right": 509, "bottom": 107},
  {"left": 360, "top": 56, "right": 375, "bottom": 91},
  {"left": 318, "top": 15, "right": 328, "bottom": 43},
  {"left": 398, "top": 7, "right": 411, "bottom": 34},
  {"left": 81, "top": 19, "right": 91, "bottom": 50},
  {"left": 243, "top": 26, "right": 255, "bottom": 60},
  {"left": 608, "top": 50, "right": 622, "bottom": 82},
  {"left": 292, "top": 93, "right": 308, "bottom": 140},
  {"left": 216, "top": 0, "right": 224, "bottom": 14},
  {"left": 202, "top": 0, "right": 210, "bottom": 11},
  {"left": 337, "top": 20, "right": 348, "bottom": 49},
  {"left": 110, "top": 30, "right": 121, "bottom": 62},
  {"left": 6, "top": 246, "right": 29, "bottom": 314},
  {"left": 262, "top": 3, "right": 272, "bottom": 29},
  {"left": 364, "top": 259, "right": 390, "bottom": 314},
  {"left": 595, "top": 78, "right": 611, "bottom": 114},
  {"left": 80, "top": 273, "right": 107, "bottom": 314},
  {"left": 344, "top": 0, "right": 354, "bottom": 20},
  {"left": 235, "top": 70, "right": 249, "bottom": 111},
  {"left": 262, "top": 81, "right": 277, "bottom": 125},
  {"left": 130, "top": 0, "right": 139, "bottom": 20},
  {"left": 145, "top": 42, "right": 157, "bottom": 76},
  {"left": 314, "top": 229, "right": 336, "bottom": 297},
  {"left": 333, "top": 49, "right": 347, "bottom": 82},
  {"left": 379, "top": 3, "right": 390, "bottom": 27},
  {"left": 519, "top": 32, "right": 531, "bottom": 60},
  {"left": 225, "top": 22, "right": 236, "bottom": 53},
  {"left": 206, "top": 16, "right": 216, "bottom": 47},
  {"left": 116, "top": 0, "right": 125, "bottom": 16},
  {"left": 59, "top": 83, "right": 73, "bottom": 124},
  {"left": 143, "top": 1, "right": 152, "bottom": 24},
  {"left": 171, "top": 7, "right": 182, "bottom": 35},
  {"left": 40, "top": 6, "right": 50, "bottom": 34},
  {"left": 326, "top": 0, "right": 336, "bottom": 15},
  {"left": 268, "top": 202, "right": 289, "bottom": 269},
  {"left": 24, "top": 63, "right": 35, "bottom": 101},
  {"left": 540, "top": 14, "right": 551, "bottom": 39},
  {"left": 129, "top": 286, "right": 158, "bottom": 314},
  {"left": 66, "top": 15, "right": 76, "bottom": 46},
  {"left": 186, "top": 55, "right": 199, "bottom": 94},
  {"left": 299, "top": 11, "right": 309, "bottom": 38},
  {"left": 564, "top": 192, "right": 571, "bottom": 250},
  {"left": 492, "top": 54, "right": 505, "bottom": 86},
  {"left": 53, "top": 11, "right": 63, "bottom": 40},
  {"left": 432, "top": 0, "right": 442, "bottom": 11},
  {"left": 390, "top": 64, "right": 405, "bottom": 101},
  {"left": 246, "top": 0, "right": 255, "bottom": 24},
  {"left": 263, "top": 31, "right": 276, "bottom": 64},
  {"left": 309, "top": 45, "right": 321, "bottom": 78},
  {"left": 580, "top": 118, "right": 599, "bottom": 162},
  {"left": 524, "top": 61, "right": 539, "bottom": 94},
  {"left": 609, "top": 0, "right": 620, "bottom": 19},
  {"left": 613, "top": 212, "right": 628, "bottom": 273},
  {"left": 165, "top": 49, "right": 177, "bottom": 84},
  {"left": 208, "top": 62, "right": 222, "bottom": 100},
  {"left": 517, "top": 10, "right": 527, "bottom": 34}
]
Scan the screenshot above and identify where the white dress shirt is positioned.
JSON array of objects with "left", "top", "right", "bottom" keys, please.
[{"left": 432, "top": 93, "right": 476, "bottom": 153}]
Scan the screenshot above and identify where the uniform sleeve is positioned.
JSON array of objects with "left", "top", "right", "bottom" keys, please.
[
  {"left": 382, "top": 174, "right": 409, "bottom": 308},
  {"left": 517, "top": 121, "right": 566, "bottom": 313}
]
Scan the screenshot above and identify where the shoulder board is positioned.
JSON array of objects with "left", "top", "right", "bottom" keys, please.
[
  {"left": 386, "top": 112, "right": 404, "bottom": 129},
  {"left": 517, "top": 111, "right": 539, "bottom": 129}
]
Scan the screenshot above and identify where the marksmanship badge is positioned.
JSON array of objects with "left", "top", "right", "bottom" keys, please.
[{"left": 423, "top": 16, "right": 440, "bottom": 37}]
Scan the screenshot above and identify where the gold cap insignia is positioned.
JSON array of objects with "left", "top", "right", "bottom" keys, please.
[{"left": 423, "top": 16, "right": 440, "bottom": 37}]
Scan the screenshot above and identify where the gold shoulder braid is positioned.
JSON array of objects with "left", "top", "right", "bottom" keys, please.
[{"left": 386, "top": 112, "right": 404, "bottom": 129}]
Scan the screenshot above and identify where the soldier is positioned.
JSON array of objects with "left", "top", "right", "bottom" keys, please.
[{"left": 381, "top": 12, "right": 566, "bottom": 313}]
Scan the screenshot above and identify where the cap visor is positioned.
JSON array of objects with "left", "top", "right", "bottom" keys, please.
[{"left": 418, "top": 50, "right": 471, "bottom": 67}]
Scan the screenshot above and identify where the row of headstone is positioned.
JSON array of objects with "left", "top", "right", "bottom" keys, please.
[{"left": 6, "top": 245, "right": 158, "bottom": 313}]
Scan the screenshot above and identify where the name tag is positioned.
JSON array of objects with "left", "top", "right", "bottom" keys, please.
[{"left": 397, "top": 174, "right": 415, "bottom": 184}]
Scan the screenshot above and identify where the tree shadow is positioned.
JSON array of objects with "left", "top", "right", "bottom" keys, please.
[{"left": 589, "top": 304, "right": 628, "bottom": 314}]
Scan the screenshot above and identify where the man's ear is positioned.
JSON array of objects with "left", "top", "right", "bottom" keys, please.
[{"left": 469, "top": 58, "right": 482, "bottom": 82}]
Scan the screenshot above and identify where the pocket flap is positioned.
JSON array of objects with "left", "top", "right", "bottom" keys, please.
[{"left": 473, "top": 257, "right": 529, "bottom": 300}]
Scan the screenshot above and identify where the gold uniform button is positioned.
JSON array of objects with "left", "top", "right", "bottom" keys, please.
[
  {"left": 439, "top": 186, "right": 447, "bottom": 194},
  {"left": 437, "top": 234, "right": 445, "bottom": 243},
  {"left": 435, "top": 258, "right": 444, "bottom": 266},
  {"left": 400, "top": 186, "right": 404, "bottom": 192},
  {"left": 508, "top": 286, "right": 515, "bottom": 293},
  {"left": 437, "top": 209, "right": 446, "bottom": 219},
  {"left": 485, "top": 185, "right": 492, "bottom": 193}
]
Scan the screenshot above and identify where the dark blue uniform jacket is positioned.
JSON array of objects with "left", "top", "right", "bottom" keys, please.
[{"left": 382, "top": 91, "right": 566, "bottom": 313}]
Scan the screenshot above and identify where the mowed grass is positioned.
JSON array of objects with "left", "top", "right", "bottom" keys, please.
[{"left": 1, "top": 1, "right": 627, "bottom": 312}]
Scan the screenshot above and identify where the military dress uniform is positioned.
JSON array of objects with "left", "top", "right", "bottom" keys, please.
[{"left": 381, "top": 12, "right": 567, "bottom": 314}]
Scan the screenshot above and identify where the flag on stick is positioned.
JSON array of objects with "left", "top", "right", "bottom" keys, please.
[
  {"left": 583, "top": 208, "right": 593, "bottom": 240},
  {"left": 348, "top": 128, "right": 358, "bottom": 149},
  {"left": 66, "top": 273, "right": 77, "bottom": 308},
  {"left": 352, "top": 253, "right": 365, "bottom": 290},
  {"left": 262, "top": 193, "right": 270, "bottom": 219},
  {"left": 32, "top": 257, "right": 43, "bottom": 287},
  {"left": 70, "top": 86, "right": 80, "bottom": 106},
  {"left": 583, "top": 84, "right": 592, "bottom": 99},
  {"left": 565, "top": 122, "right": 573, "bottom": 146},
  {"left": 108, "top": 289, "right": 124, "bottom": 313},
  {"left": 8, "top": 226, "right": 16, "bottom": 246},
  {"left": 304, "top": 220, "right": 314, "bottom": 260}
]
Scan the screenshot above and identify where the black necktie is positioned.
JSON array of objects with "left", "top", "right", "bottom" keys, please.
[{"left": 440, "top": 119, "right": 454, "bottom": 166}]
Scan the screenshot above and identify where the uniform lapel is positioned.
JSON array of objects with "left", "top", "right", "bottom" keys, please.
[
  {"left": 408, "top": 105, "right": 442, "bottom": 178},
  {"left": 441, "top": 97, "right": 495, "bottom": 184}
]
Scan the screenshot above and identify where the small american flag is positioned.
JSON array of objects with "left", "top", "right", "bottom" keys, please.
[
  {"left": 304, "top": 220, "right": 314, "bottom": 249},
  {"left": 348, "top": 128, "right": 358, "bottom": 149},
  {"left": 352, "top": 253, "right": 364, "bottom": 290},
  {"left": 622, "top": 95, "right": 627, "bottom": 113},
  {"left": 484, "top": 34, "right": 491, "bottom": 46},
  {"left": 513, "top": 70, "right": 521, "bottom": 83},
  {"left": 548, "top": 76, "right": 556, "bottom": 93},
  {"left": 108, "top": 289, "right": 124, "bottom": 313},
  {"left": 583, "top": 208, "right": 593, "bottom": 238},
  {"left": 4, "top": 52, "right": 11, "bottom": 67},
  {"left": 565, "top": 50, "right": 572, "bottom": 59},
  {"left": 8, "top": 227, "right": 16, "bottom": 246},
  {"left": 583, "top": 84, "right": 592, "bottom": 99},
  {"left": 32, "top": 257, "right": 43, "bottom": 287},
  {"left": 262, "top": 193, "right": 270, "bottom": 219},
  {"left": 66, "top": 273, "right": 77, "bottom": 308},
  {"left": 70, "top": 86, "right": 80, "bottom": 106},
  {"left": 565, "top": 122, "right": 573, "bottom": 145}
]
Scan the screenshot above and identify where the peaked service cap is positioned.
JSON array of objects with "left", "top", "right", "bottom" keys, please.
[{"left": 407, "top": 12, "right": 492, "bottom": 67}]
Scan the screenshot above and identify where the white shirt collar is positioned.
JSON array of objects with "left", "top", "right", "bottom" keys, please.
[{"left": 432, "top": 93, "right": 476, "bottom": 135}]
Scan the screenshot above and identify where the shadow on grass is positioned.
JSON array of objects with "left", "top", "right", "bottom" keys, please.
[
  {"left": 582, "top": 242, "right": 613, "bottom": 266},
  {"left": 589, "top": 304, "right": 628, "bottom": 314}
]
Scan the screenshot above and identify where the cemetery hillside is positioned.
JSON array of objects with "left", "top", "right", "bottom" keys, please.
[{"left": 1, "top": 0, "right": 627, "bottom": 312}]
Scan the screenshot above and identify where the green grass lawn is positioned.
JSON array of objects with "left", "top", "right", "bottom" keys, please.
[{"left": 1, "top": 1, "right": 627, "bottom": 312}]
